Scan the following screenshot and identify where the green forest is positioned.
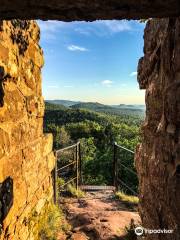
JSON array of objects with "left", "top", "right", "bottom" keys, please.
[{"left": 44, "top": 101, "right": 145, "bottom": 194}]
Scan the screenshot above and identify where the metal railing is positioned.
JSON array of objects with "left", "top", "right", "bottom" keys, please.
[
  {"left": 113, "top": 142, "right": 138, "bottom": 196},
  {"left": 53, "top": 141, "right": 138, "bottom": 203},
  {"left": 53, "top": 142, "right": 81, "bottom": 203}
]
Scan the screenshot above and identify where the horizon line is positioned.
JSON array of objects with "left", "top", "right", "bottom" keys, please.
[{"left": 45, "top": 99, "right": 145, "bottom": 106}]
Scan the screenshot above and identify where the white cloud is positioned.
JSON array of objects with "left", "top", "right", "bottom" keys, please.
[
  {"left": 101, "top": 80, "right": 113, "bottom": 87},
  {"left": 74, "top": 27, "right": 91, "bottom": 36},
  {"left": 47, "top": 85, "right": 59, "bottom": 89},
  {"left": 67, "top": 44, "right": 89, "bottom": 52},
  {"left": 64, "top": 85, "right": 73, "bottom": 88},
  {"left": 130, "top": 71, "right": 138, "bottom": 77},
  {"left": 75, "top": 20, "right": 132, "bottom": 37},
  {"left": 38, "top": 20, "right": 65, "bottom": 32},
  {"left": 100, "top": 20, "right": 131, "bottom": 33},
  {"left": 38, "top": 20, "right": 68, "bottom": 40},
  {"left": 38, "top": 20, "right": 143, "bottom": 42}
]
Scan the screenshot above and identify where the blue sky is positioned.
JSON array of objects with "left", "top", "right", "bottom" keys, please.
[{"left": 38, "top": 20, "right": 145, "bottom": 104}]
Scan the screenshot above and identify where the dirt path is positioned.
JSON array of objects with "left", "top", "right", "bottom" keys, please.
[{"left": 59, "top": 191, "right": 141, "bottom": 240}]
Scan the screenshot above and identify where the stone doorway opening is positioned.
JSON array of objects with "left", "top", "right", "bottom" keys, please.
[
  {"left": 40, "top": 19, "right": 145, "bottom": 198},
  {"left": 0, "top": 2, "right": 179, "bottom": 238}
]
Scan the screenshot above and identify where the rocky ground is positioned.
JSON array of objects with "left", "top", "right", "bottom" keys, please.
[{"left": 58, "top": 190, "right": 140, "bottom": 240}]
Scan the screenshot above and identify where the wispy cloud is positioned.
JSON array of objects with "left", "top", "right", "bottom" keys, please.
[
  {"left": 75, "top": 20, "right": 133, "bottom": 37},
  {"left": 67, "top": 44, "right": 89, "bottom": 52},
  {"left": 38, "top": 21, "right": 66, "bottom": 32},
  {"left": 38, "top": 20, "right": 143, "bottom": 42},
  {"left": 47, "top": 85, "right": 59, "bottom": 89},
  {"left": 100, "top": 20, "right": 131, "bottom": 33},
  {"left": 130, "top": 71, "right": 137, "bottom": 77},
  {"left": 74, "top": 27, "right": 91, "bottom": 36},
  {"left": 64, "top": 85, "right": 73, "bottom": 88},
  {"left": 101, "top": 80, "right": 113, "bottom": 87},
  {"left": 38, "top": 20, "right": 68, "bottom": 41}
]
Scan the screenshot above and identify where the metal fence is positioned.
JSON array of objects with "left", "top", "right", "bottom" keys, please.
[
  {"left": 113, "top": 142, "right": 138, "bottom": 195},
  {"left": 52, "top": 141, "right": 138, "bottom": 203},
  {"left": 53, "top": 142, "right": 81, "bottom": 203}
]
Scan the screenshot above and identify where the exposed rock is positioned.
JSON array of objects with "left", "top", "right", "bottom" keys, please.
[
  {"left": 136, "top": 18, "right": 180, "bottom": 240},
  {"left": 0, "top": 0, "right": 179, "bottom": 20},
  {"left": 62, "top": 191, "right": 140, "bottom": 240},
  {"left": 0, "top": 20, "right": 55, "bottom": 240},
  {"left": 71, "top": 232, "right": 89, "bottom": 240}
]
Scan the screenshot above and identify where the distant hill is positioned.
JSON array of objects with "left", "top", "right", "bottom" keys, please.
[
  {"left": 71, "top": 102, "right": 112, "bottom": 111},
  {"left": 44, "top": 102, "right": 113, "bottom": 127},
  {"left": 46, "top": 99, "right": 145, "bottom": 109},
  {"left": 112, "top": 104, "right": 145, "bottom": 110},
  {"left": 44, "top": 102, "right": 143, "bottom": 128},
  {"left": 46, "top": 99, "right": 81, "bottom": 107},
  {"left": 45, "top": 100, "right": 145, "bottom": 117},
  {"left": 45, "top": 101, "right": 68, "bottom": 110},
  {"left": 71, "top": 102, "right": 145, "bottom": 117}
]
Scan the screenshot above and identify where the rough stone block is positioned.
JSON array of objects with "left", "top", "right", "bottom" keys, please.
[
  {"left": 42, "top": 133, "right": 53, "bottom": 157},
  {"left": 46, "top": 151, "right": 55, "bottom": 172},
  {"left": 0, "top": 20, "right": 54, "bottom": 239}
]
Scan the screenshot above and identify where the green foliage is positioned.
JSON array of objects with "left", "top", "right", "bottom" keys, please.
[
  {"left": 45, "top": 101, "right": 68, "bottom": 110},
  {"left": 80, "top": 137, "right": 96, "bottom": 162},
  {"left": 57, "top": 177, "right": 65, "bottom": 187},
  {"left": 44, "top": 102, "right": 144, "bottom": 191},
  {"left": 44, "top": 124, "right": 71, "bottom": 149},
  {"left": 38, "top": 204, "right": 62, "bottom": 240},
  {"left": 67, "top": 184, "right": 85, "bottom": 198},
  {"left": 29, "top": 202, "right": 71, "bottom": 240},
  {"left": 82, "top": 146, "right": 113, "bottom": 185},
  {"left": 44, "top": 103, "right": 144, "bottom": 128},
  {"left": 115, "top": 191, "right": 139, "bottom": 206},
  {"left": 66, "top": 120, "right": 103, "bottom": 140}
]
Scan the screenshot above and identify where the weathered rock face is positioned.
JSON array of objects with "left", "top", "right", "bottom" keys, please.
[
  {"left": 0, "top": 20, "right": 55, "bottom": 239},
  {"left": 0, "top": 0, "right": 179, "bottom": 20},
  {"left": 136, "top": 18, "right": 180, "bottom": 240}
]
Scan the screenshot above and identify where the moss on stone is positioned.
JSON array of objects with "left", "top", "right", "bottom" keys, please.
[{"left": 27, "top": 201, "right": 71, "bottom": 240}]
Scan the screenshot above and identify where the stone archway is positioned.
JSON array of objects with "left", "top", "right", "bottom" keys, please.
[
  {"left": 0, "top": 0, "right": 179, "bottom": 20},
  {"left": 0, "top": 1, "right": 179, "bottom": 239}
]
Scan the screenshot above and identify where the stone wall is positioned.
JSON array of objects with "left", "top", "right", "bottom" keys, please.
[
  {"left": 0, "top": 20, "right": 55, "bottom": 240},
  {"left": 136, "top": 18, "right": 180, "bottom": 240}
]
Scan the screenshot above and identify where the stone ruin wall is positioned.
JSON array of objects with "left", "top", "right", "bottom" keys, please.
[
  {"left": 0, "top": 16, "right": 180, "bottom": 240},
  {"left": 136, "top": 18, "right": 180, "bottom": 240},
  {"left": 0, "top": 20, "right": 55, "bottom": 240}
]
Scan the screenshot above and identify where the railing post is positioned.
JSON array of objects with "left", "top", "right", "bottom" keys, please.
[
  {"left": 54, "top": 151, "right": 57, "bottom": 204},
  {"left": 79, "top": 142, "right": 82, "bottom": 185},
  {"left": 113, "top": 142, "right": 118, "bottom": 191},
  {"left": 76, "top": 143, "right": 79, "bottom": 190}
]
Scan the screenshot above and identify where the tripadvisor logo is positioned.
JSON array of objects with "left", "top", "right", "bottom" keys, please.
[
  {"left": 135, "top": 226, "right": 144, "bottom": 236},
  {"left": 134, "top": 226, "right": 174, "bottom": 236}
]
